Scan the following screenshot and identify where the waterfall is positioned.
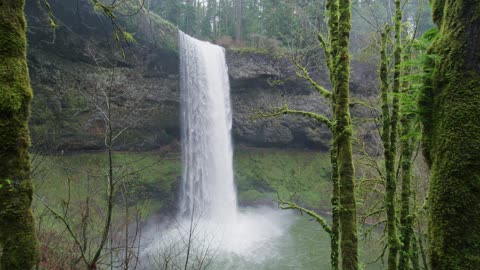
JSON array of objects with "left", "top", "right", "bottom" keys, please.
[
  {"left": 178, "top": 31, "right": 238, "bottom": 224},
  {"left": 141, "top": 32, "right": 292, "bottom": 268}
]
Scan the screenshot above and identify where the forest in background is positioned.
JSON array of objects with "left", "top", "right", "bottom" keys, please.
[{"left": 149, "top": 0, "right": 432, "bottom": 49}]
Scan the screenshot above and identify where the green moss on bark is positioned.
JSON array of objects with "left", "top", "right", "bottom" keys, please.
[
  {"left": 398, "top": 48, "right": 416, "bottom": 270},
  {"left": 335, "top": 0, "right": 358, "bottom": 269},
  {"left": 430, "top": 0, "right": 446, "bottom": 25},
  {"left": 385, "top": 1, "right": 402, "bottom": 268},
  {"left": 0, "top": 0, "right": 40, "bottom": 268},
  {"left": 330, "top": 146, "right": 340, "bottom": 270},
  {"left": 325, "top": 1, "right": 341, "bottom": 268},
  {"left": 423, "top": 0, "right": 480, "bottom": 268}
]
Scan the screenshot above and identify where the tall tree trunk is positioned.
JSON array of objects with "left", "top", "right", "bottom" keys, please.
[
  {"left": 235, "top": 0, "right": 243, "bottom": 44},
  {"left": 335, "top": 0, "right": 358, "bottom": 269},
  {"left": 184, "top": 0, "right": 195, "bottom": 35},
  {"left": 379, "top": 22, "right": 401, "bottom": 270},
  {"left": 410, "top": 228, "right": 421, "bottom": 270},
  {"left": 326, "top": 0, "right": 340, "bottom": 268},
  {"left": 387, "top": 1, "right": 402, "bottom": 268},
  {"left": 398, "top": 51, "right": 415, "bottom": 270},
  {"left": 421, "top": 0, "right": 480, "bottom": 268},
  {"left": 330, "top": 146, "right": 340, "bottom": 270},
  {"left": 0, "top": 0, "right": 40, "bottom": 268},
  {"left": 208, "top": 0, "right": 217, "bottom": 37},
  {"left": 398, "top": 116, "right": 414, "bottom": 270}
]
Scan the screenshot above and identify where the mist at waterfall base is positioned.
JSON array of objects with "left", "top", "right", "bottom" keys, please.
[
  {"left": 142, "top": 207, "right": 296, "bottom": 269},
  {"left": 140, "top": 32, "right": 296, "bottom": 269}
]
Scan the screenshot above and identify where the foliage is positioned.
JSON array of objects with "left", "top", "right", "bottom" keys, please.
[{"left": 149, "top": 0, "right": 325, "bottom": 51}]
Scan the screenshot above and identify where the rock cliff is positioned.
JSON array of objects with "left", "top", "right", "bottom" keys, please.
[{"left": 26, "top": 0, "right": 377, "bottom": 152}]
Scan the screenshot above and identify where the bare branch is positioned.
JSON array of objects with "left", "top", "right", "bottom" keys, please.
[
  {"left": 34, "top": 194, "right": 89, "bottom": 266},
  {"left": 253, "top": 103, "right": 334, "bottom": 130},
  {"left": 276, "top": 199, "right": 332, "bottom": 236},
  {"left": 293, "top": 59, "right": 333, "bottom": 100}
]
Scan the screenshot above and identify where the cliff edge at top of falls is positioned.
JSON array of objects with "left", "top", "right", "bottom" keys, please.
[{"left": 25, "top": 1, "right": 378, "bottom": 152}]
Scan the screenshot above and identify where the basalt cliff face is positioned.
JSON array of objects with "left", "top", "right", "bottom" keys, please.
[{"left": 26, "top": 1, "right": 377, "bottom": 152}]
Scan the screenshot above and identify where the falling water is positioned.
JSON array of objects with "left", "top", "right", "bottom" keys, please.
[
  {"left": 141, "top": 32, "right": 294, "bottom": 269},
  {"left": 178, "top": 31, "right": 237, "bottom": 224}
]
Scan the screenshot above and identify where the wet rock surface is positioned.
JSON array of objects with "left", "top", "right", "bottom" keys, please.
[{"left": 26, "top": 2, "right": 377, "bottom": 152}]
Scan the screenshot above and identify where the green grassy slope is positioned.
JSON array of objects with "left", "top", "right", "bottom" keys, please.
[{"left": 33, "top": 148, "right": 332, "bottom": 217}]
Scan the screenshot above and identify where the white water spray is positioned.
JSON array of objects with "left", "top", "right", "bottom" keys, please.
[{"left": 178, "top": 31, "right": 237, "bottom": 224}]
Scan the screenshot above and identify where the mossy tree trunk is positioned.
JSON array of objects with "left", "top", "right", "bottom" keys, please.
[
  {"left": 385, "top": 1, "right": 402, "bottom": 269},
  {"left": 326, "top": 0, "right": 340, "bottom": 268},
  {"left": 335, "top": 0, "right": 358, "bottom": 269},
  {"left": 397, "top": 113, "right": 415, "bottom": 270},
  {"left": 398, "top": 49, "right": 416, "bottom": 270},
  {"left": 379, "top": 2, "right": 411, "bottom": 267},
  {"left": 421, "top": 0, "right": 480, "bottom": 268},
  {"left": 379, "top": 23, "right": 401, "bottom": 270},
  {"left": 330, "top": 144, "right": 340, "bottom": 270},
  {"left": 258, "top": 0, "right": 357, "bottom": 268},
  {"left": 0, "top": 0, "right": 40, "bottom": 269}
]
